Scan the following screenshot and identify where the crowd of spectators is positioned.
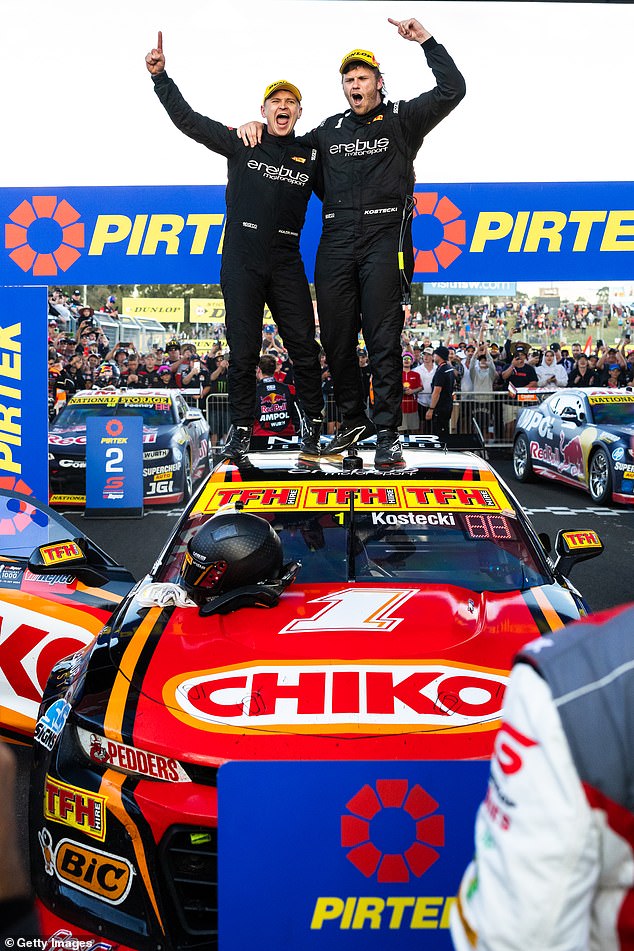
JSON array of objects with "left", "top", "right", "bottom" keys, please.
[{"left": 47, "top": 288, "right": 634, "bottom": 447}]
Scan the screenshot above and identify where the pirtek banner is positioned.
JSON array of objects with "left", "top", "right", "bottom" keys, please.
[
  {"left": 4, "top": 183, "right": 634, "bottom": 285},
  {"left": 0, "top": 286, "right": 48, "bottom": 502}
]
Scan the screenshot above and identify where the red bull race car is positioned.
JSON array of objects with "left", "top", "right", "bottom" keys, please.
[
  {"left": 512, "top": 387, "right": 634, "bottom": 504},
  {"left": 48, "top": 389, "right": 210, "bottom": 508},
  {"left": 28, "top": 442, "right": 604, "bottom": 950}
]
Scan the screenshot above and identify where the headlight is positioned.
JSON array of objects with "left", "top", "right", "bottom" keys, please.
[{"left": 76, "top": 727, "right": 192, "bottom": 783}]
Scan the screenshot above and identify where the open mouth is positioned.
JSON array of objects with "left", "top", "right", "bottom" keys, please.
[
  {"left": 276, "top": 112, "right": 290, "bottom": 127},
  {"left": 351, "top": 93, "right": 363, "bottom": 106}
]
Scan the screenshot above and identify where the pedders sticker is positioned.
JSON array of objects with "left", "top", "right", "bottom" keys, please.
[{"left": 164, "top": 661, "right": 508, "bottom": 734}]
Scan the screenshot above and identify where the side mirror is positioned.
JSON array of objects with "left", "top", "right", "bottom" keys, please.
[
  {"left": 186, "top": 409, "right": 203, "bottom": 422},
  {"left": 553, "top": 529, "right": 603, "bottom": 574},
  {"left": 28, "top": 539, "right": 108, "bottom": 586}
]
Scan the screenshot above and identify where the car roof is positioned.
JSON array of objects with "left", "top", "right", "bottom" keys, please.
[{"left": 191, "top": 446, "right": 519, "bottom": 520}]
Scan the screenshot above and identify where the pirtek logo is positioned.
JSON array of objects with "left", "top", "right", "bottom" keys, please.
[{"left": 168, "top": 662, "right": 507, "bottom": 732}]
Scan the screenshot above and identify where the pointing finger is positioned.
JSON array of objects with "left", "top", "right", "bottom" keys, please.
[
  {"left": 387, "top": 17, "right": 400, "bottom": 26},
  {"left": 157, "top": 30, "right": 163, "bottom": 51}
]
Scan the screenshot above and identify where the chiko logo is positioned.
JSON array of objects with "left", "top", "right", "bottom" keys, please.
[
  {"left": 412, "top": 192, "right": 466, "bottom": 273},
  {"left": 5, "top": 196, "right": 85, "bottom": 277},
  {"left": 341, "top": 779, "right": 444, "bottom": 882}
]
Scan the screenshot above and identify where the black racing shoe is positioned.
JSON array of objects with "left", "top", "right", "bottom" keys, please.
[
  {"left": 299, "top": 417, "right": 323, "bottom": 456},
  {"left": 324, "top": 418, "right": 376, "bottom": 454},
  {"left": 223, "top": 426, "right": 251, "bottom": 465},
  {"left": 374, "top": 429, "right": 405, "bottom": 470}
]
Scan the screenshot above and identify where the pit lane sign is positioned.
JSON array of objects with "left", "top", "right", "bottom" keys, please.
[
  {"left": 86, "top": 416, "right": 143, "bottom": 517},
  {"left": 218, "top": 760, "right": 488, "bottom": 950}
]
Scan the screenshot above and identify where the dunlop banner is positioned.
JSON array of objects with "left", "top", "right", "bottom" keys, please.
[
  {"left": 4, "top": 183, "right": 634, "bottom": 285},
  {"left": 122, "top": 297, "right": 185, "bottom": 323}
]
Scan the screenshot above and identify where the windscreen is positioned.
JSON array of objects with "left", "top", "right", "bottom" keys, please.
[
  {"left": 0, "top": 493, "right": 83, "bottom": 559},
  {"left": 55, "top": 397, "right": 174, "bottom": 428},
  {"left": 157, "top": 509, "right": 549, "bottom": 592},
  {"left": 590, "top": 397, "right": 634, "bottom": 427}
]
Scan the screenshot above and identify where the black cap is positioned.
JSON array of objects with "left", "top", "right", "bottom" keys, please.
[{"left": 434, "top": 346, "right": 449, "bottom": 360}]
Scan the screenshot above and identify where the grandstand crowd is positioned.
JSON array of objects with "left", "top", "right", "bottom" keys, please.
[{"left": 48, "top": 288, "right": 634, "bottom": 445}]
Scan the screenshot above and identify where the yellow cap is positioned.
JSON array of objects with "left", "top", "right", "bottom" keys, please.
[
  {"left": 262, "top": 79, "right": 302, "bottom": 104},
  {"left": 339, "top": 49, "right": 380, "bottom": 74}
]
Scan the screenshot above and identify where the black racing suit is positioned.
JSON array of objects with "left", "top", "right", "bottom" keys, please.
[
  {"left": 152, "top": 72, "right": 323, "bottom": 428},
  {"left": 300, "top": 38, "right": 465, "bottom": 431}
]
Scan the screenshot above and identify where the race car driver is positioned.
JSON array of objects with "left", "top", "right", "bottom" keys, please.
[
  {"left": 239, "top": 16, "right": 465, "bottom": 468},
  {"left": 450, "top": 603, "right": 634, "bottom": 951},
  {"left": 146, "top": 32, "right": 324, "bottom": 465}
]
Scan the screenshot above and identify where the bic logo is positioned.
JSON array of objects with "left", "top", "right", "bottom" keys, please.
[
  {"left": 5, "top": 196, "right": 85, "bottom": 277},
  {"left": 412, "top": 192, "right": 466, "bottom": 273},
  {"left": 341, "top": 779, "right": 444, "bottom": 882}
]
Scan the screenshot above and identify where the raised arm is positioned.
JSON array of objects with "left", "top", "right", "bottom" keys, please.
[{"left": 145, "top": 30, "right": 165, "bottom": 75}]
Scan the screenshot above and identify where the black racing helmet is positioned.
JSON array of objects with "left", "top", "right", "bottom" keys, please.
[{"left": 180, "top": 511, "right": 283, "bottom": 602}]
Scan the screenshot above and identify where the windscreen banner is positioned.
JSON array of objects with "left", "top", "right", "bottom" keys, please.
[
  {"left": 3, "top": 183, "right": 634, "bottom": 285},
  {"left": 0, "top": 285, "right": 48, "bottom": 503}
]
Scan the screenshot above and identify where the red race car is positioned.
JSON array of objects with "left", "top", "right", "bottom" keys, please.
[{"left": 29, "top": 444, "right": 603, "bottom": 949}]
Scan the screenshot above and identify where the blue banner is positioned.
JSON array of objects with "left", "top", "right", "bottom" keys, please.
[
  {"left": 218, "top": 760, "right": 488, "bottom": 951},
  {"left": 3, "top": 183, "right": 634, "bottom": 285},
  {"left": 86, "top": 415, "right": 143, "bottom": 515},
  {"left": 0, "top": 286, "right": 48, "bottom": 502}
]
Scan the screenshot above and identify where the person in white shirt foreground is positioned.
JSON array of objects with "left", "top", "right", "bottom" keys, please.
[{"left": 451, "top": 602, "right": 634, "bottom": 951}]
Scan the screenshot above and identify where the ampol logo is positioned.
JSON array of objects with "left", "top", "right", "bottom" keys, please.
[
  {"left": 412, "top": 192, "right": 466, "bottom": 273},
  {"left": 5, "top": 196, "right": 84, "bottom": 277},
  {"left": 341, "top": 779, "right": 444, "bottom": 883}
]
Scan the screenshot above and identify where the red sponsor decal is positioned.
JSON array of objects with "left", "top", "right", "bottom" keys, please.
[{"left": 492, "top": 720, "right": 537, "bottom": 775}]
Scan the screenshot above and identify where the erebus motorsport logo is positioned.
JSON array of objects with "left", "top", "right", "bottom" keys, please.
[
  {"left": 329, "top": 136, "right": 389, "bottom": 157},
  {"left": 247, "top": 159, "right": 310, "bottom": 186},
  {"left": 412, "top": 191, "right": 466, "bottom": 274},
  {"left": 5, "top": 195, "right": 85, "bottom": 277}
]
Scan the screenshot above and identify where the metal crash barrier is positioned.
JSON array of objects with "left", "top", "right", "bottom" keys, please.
[{"left": 185, "top": 389, "right": 555, "bottom": 456}]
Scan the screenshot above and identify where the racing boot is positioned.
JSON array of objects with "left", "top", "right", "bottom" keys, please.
[
  {"left": 223, "top": 425, "right": 251, "bottom": 465},
  {"left": 299, "top": 415, "right": 323, "bottom": 456},
  {"left": 324, "top": 417, "right": 376, "bottom": 454},
  {"left": 374, "top": 429, "right": 405, "bottom": 470}
]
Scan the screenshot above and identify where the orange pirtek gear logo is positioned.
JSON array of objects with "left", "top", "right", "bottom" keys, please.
[
  {"left": 5, "top": 195, "right": 85, "bottom": 276},
  {"left": 341, "top": 779, "right": 444, "bottom": 882},
  {"left": 412, "top": 192, "right": 466, "bottom": 273}
]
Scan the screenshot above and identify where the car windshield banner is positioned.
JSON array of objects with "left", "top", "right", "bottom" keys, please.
[
  {"left": 3, "top": 182, "right": 634, "bottom": 285},
  {"left": 86, "top": 415, "right": 143, "bottom": 517},
  {"left": 218, "top": 760, "right": 489, "bottom": 950},
  {"left": 0, "top": 285, "right": 48, "bottom": 502}
]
